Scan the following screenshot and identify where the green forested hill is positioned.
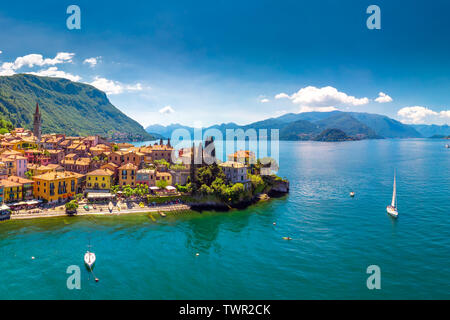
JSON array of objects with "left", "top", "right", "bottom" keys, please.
[{"left": 0, "top": 74, "right": 153, "bottom": 140}]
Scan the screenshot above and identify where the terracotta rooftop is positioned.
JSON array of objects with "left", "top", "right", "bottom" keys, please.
[
  {"left": 33, "top": 171, "right": 84, "bottom": 181},
  {"left": 86, "top": 168, "right": 114, "bottom": 176},
  {"left": 0, "top": 179, "right": 22, "bottom": 187},
  {"left": 118, "top": 163, "right": 138, "bottom": 170},
  {"left": 102, "top": 162, "right": 118, "bottom": 168},
  {"left": 6, "top": 175, "right": 34, "bottom": 184}
]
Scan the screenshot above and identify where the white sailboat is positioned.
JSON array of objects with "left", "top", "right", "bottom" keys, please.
[
  {"left": 386, "top": 172, "right": 398, "bottom": 218},
  {"left": 84, "top": 244, "right": 96, "bottom": 270}
]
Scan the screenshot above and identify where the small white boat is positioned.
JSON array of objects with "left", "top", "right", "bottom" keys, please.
[
  {"left": 350, "top": 192, "right": 355, "bottom": 197},
  {"left": 386, "top": 172, "right": 398, "bottom": 218},
  {"left": 446, "top": 144, "right": 449, "bottom": 148},
  {"left": 84, "top": 250, "right": 96, "bottom": 269}
]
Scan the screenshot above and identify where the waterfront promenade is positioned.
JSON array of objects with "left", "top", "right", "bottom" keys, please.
[{"left": 10, "top": 202, "right": 191, "bottom": 220}]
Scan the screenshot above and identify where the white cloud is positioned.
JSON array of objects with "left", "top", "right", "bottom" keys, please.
[
  {"left": 159, "top": 105, "right": 175, "bottom": 114},
  {"left": 89, "top": 76, "right": 143, "bottom": 95},
  {"left": 439, "top": 110, "right": 450, "bottom": 119},
  {"left": 299, "top": 106, "right": 339, "bottom": 113},
  {"left": 90, "top": 77, "right": 124, "bottom": 95},
  {"left": 397, "top": 106, "right": 447, "bottom": 124},
  {"left": 260, "top": 98, "right": 270, "bottom": 103},
  {"left": 126, "top": 83, "right": 143, "bottom": 92},
  {"left": 13, "top": 52, "right": 73, "bottom": 69},
  {"left": 0, "top": 52, "right": 75, "bottom": 76},
  {"left": 275, "top": 93, "right": 289, "bottom": 99},
  {"left": 0, "top": 64, "right": 15, "bottom": 76},
  {"left": 83, "top": 57, "right": 100, "bottom": 67},
  {"left": 27, "top": 67, "right": 81, "bottom": 82},
  {"left": 375, "top": 92, "right": 393, "bottom": 103},
  {"left": 275, "top": 86, "right": 369, "bottom": 112}
]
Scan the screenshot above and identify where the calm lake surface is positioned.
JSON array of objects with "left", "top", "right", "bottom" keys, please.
[{"left": 0, "top": 139, "right": 449, "bottom": 299}]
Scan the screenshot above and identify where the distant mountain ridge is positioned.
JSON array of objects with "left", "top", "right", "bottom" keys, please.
[
  {"left": 146, "top": 110, "right": 430, "bottom": 141},
  {"left": 410, "top": 124, "right": 450, "bottom": 137},
  {"left": 0, "top": 74, "right": 154, "bottom": 141}
]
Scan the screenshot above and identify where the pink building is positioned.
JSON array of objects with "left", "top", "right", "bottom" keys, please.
[
  {"left": 24, "top": 150, "right": 50, "bottom": 166},
  {"left": 7, "top": 155, "right": 28, "bottom": 177}
]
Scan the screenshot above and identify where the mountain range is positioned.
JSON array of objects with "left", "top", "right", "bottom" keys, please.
[
  {"left": 0, "top": 74, "right": 154, "bottom": 141},
  {"left": 0, "top": 74, "right": 447, "bottom": 142},
  {"left": 146, "top": 110, "right": 448, "bottom": 141}
]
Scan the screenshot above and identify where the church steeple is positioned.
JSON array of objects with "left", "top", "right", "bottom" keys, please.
[{"left": 33, "top": 102, "right": 42, "bottom": 143}]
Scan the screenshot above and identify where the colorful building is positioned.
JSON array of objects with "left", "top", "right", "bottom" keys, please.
[
  {"left": 46, "top": 149, "right": 64, "bottom": 164},
  {"left": 5, "top": 176, "right": 34, "bottom": 200},
  {"left": 86, "top": 168, "right": 114, "bottom": 191},
  {"left": 32, "top": 171, "right": 83, "bottom": 202},
  {"left": 108, "top": 150, "right": 144, "bottom": 167},
  {"left": 118, "top": 163, "right": 137, "bottom": 187},
  {"left": 0, "top": 179, "right": 23, "bottom": 203},
  {"left": 136, "top": 169, "right": 156, "bottom": 187},
  {"left": 6, "top": 154, "right": 28, "bottom": 178},
  {"left": 156, "top": 172, "right": 172, "bottom": 186},
  {"left": 219, "top": 161, "right": 250, "bottom": 185},
  {"left": 61, "top": 157, "right": 92, "bottom": 174},
  {"left": 151, "top": 144, "right": 173, "bottom": 163},
  {"left": 227, "top": 150, "right": 256, "bottom": 165}
]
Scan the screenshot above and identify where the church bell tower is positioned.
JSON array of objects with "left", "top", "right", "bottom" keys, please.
[{"left": 33, "top": 102, "right": 42, "bottom": 143}]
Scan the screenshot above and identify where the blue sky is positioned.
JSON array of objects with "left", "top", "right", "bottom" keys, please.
[{"left": 0, "top": 0, "right": 449, "bottom": 127}]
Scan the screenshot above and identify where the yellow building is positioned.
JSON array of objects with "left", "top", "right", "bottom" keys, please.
[
  {"left": 118, "top": 163, "right": 137, "bottom": 187},
  {"left": 11, "top": 139, "right": 39, "bottom": 151},
  {"left": 86, "top": 168, "right": 114, "bottom": 191},
  {"left": 32, "top": 171, "right": 83, "bottom": 202},
  {"left": 0, "top": 179, "right": 23, "bottom": 203},
  {"left": 27, "top": 164, "right": 64, "bottom": 176},
  {"left": 156, "top": 172, "right": 172, "bottom": 186}
]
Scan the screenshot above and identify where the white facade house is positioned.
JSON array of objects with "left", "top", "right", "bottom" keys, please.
[{"left": 219, "top": 161, "right": 250, "bottom": 185}]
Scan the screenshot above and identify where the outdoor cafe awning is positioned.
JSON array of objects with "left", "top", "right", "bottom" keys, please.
[
  {"left": 150, "top": 186, "right": 160, "bottom": 190},
  {"left": 87, "top": 192, "right": 115, "bottom": 199},
  {"left": 165, "top": 186, "right": 176, "bottom": 191}
]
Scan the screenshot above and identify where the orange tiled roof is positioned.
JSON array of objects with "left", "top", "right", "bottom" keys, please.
[
  {"left": 102, "top": 162, "right": 118, "bottom": 168},
  {"left": 33, "top": 171, "right": 84, "bottom": 181},
  {"left": 6, "top": 175, "right": 34, "bottom": 184},
  {"left": 118, "top": 163, "right": 138, "bottom": 170},
  {"left": 86, "top": 168, "right": 114, "bottom": 176},
  {"left": 0, "top": 179, "right": 22, "bottom": 187}
]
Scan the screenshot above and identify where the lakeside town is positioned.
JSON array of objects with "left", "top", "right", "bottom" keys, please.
[{"left": 0, "top": 103, "right": 289, "bottom": 221}]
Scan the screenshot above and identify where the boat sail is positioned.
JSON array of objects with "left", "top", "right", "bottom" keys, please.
[
  {"left": 386, "top": 172, "right": 398, "bottom": 218},
  {"left": 84, "top": 238, "right": 96, "bottom": 270}
]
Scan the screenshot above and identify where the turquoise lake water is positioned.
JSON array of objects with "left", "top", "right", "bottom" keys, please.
[{"left": 0, "top": 139, "right": 449, "bottom": 299}]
